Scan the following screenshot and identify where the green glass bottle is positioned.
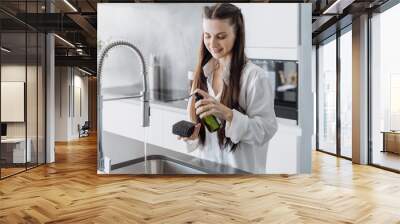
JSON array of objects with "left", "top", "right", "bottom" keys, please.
[{"left": 195, "top": 93, "right": 220, "bottom": 132}]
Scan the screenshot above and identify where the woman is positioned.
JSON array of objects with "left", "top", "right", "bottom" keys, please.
[{"left": 179, "top": 3, "right": 277, "bottom": 173}]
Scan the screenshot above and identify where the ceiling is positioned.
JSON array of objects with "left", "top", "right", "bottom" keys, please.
[{"left": 0, "top": 0, "right": 393, "bottom": 75}]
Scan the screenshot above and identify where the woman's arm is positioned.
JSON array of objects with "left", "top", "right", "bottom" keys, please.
[{"left": 225, "top": 72, "right": 278, "bottom": 146}]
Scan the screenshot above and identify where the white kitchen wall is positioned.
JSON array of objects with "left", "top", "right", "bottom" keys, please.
[{"left": 98, "top": 3, "right": 206, "bottom": 91}]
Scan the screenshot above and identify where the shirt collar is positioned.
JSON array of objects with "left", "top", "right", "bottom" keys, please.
[{"left": 202, "top": 58, "right": 231, "bottom": 85}]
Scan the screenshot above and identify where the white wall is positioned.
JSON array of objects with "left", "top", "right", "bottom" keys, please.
[
  {"left": 55, "top": 67, "right": 69, "bottom": 141},
  {"left": 55, "top": 67, "right": 89, "bottom": 141},
  {"left": 72, "top": 74, "right": 89, "bottom": 138},
  {"left": 1, "top": 65, "right": 40, "bottom": 138},
  {"left": 98, "top": 4, "right": 203, "bottom": 90}
]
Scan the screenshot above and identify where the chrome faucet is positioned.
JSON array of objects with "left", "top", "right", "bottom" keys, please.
[{"left": 97, "top": 40, "right": 150, "bottom": 172}]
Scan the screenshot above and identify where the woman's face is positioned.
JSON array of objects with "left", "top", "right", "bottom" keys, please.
[{"left": 203, "top": 18, "right": 236, "bottom": 60}]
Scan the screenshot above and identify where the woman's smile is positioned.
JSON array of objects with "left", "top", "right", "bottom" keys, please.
[{"left": 212, "top": 48, "right": 223, "bottom": 54}]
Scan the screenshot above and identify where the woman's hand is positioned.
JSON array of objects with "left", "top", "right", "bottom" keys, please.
[
  {"left": 193, "top": 89, "right": 233, "bottom": 122},
  {"left": 177, "top": 123, "right": 201, "bottom": 141}
]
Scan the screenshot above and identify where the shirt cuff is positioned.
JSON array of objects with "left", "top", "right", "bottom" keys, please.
[
  {"left": 185, "top": 138, "right": 200, "bottom": 153},
  {"left": 225, "top": 109, "right": 248, "bottom": 144}
]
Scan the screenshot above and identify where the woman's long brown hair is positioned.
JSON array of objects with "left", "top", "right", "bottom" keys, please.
[{"left": 190, "top": 3, "right": 247, "bottom": 152}]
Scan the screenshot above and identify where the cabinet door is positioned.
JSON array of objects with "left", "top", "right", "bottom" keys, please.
[
  {"left": 267, "top": 123, "right": 300, "bottom": 174},
  {"left": 162, "top": 110, "right": 189, "bottom": 154},
  {"left": 147, "top": 107, "right": 164, "bottom": 147},
  {"left": 103, "top": 100, "right": 144, "bottom": 141},
  {"left": 239, "top": 4, "right": 298, "bottom": 49},
  {"left": 238, "top": 3, "right": 299, "bottom": 60}
]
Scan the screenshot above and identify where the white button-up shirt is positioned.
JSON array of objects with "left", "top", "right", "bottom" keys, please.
[{"left": 186, "top": 58, "right": 278, "bottom": 173}]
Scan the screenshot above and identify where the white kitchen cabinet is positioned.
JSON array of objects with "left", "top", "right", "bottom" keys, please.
[
  {"left": 235, "top": 3, "right": 299, "bottom": 60},
  {"left": 267, "top": 119, "right": 301, "bottom": 174},
  {"left": 147, "top": 105, "right": 188, "bottom": 153},
  {"left": 147, "top": 107, "right": 164, "bottom": 147},
  {"left": 104, "top": 99, "right": 190, "bottom": 154},
  {"left": 160, "top": 109, "right": 188, "bottom": 154},
  {"left": 239, "top": 4, "right": 298, "bottom": 48},
  {"left": 103, "top": 100, "right": 144, "bottom": 141}
]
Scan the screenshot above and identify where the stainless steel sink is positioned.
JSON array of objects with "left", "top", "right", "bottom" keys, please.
[
  {"left": 109, "top": 155, "right": 207, "bottom": 174},
  {"left": 101, "top": 132, "right": 251, "bottom": 175}
]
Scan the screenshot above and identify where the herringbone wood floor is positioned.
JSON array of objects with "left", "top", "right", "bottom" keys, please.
[{"left": 0, "top": 134, "right": 399, "bottom": 223}]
